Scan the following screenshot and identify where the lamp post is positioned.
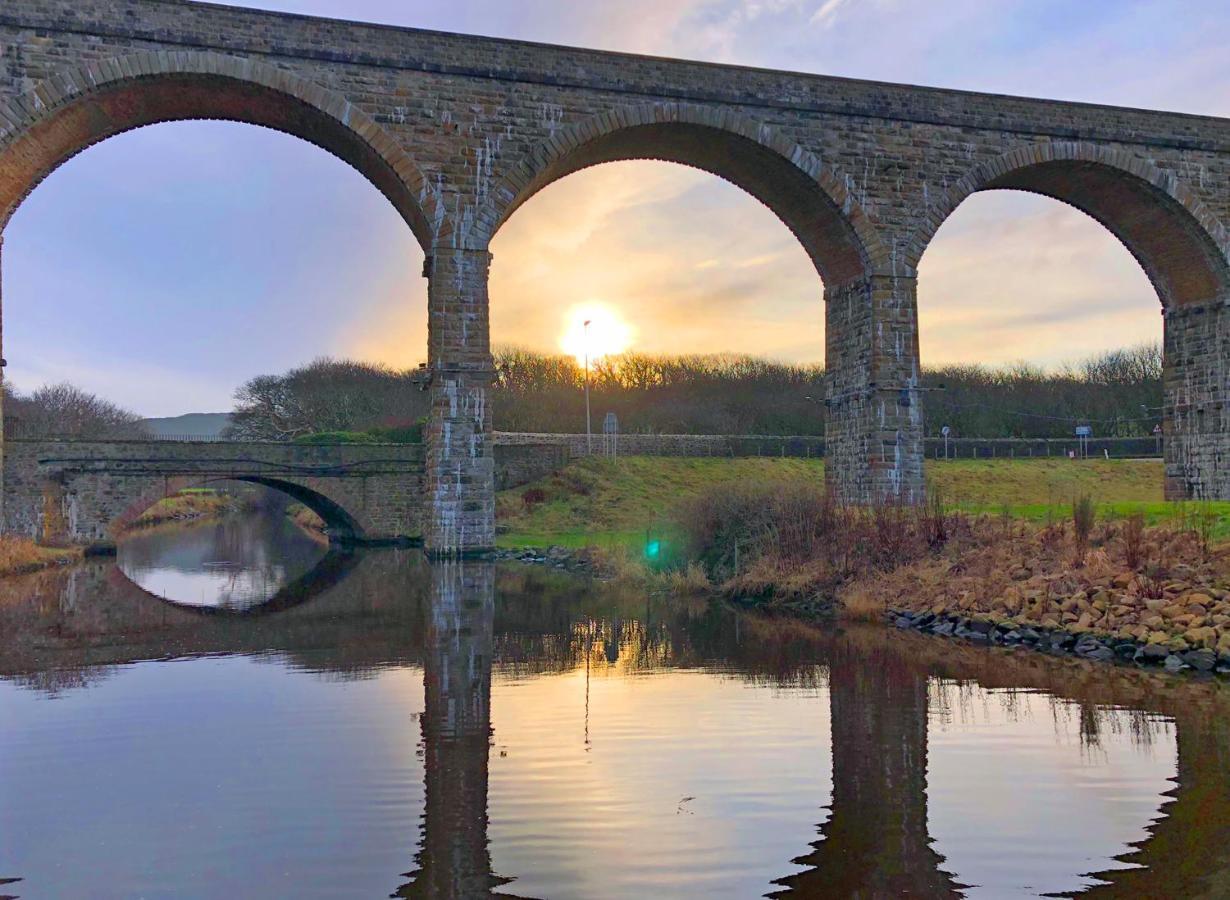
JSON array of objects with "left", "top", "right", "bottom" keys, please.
[{"left": 584, "top": 319, "right": 593, "bottom": 454}]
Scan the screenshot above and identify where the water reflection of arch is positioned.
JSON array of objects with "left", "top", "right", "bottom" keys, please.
[
  {"left": 487, "top": 577, "right": 1230, "bottom": 898},
  {"left": 770, "top": 632, "right": 963, "bottom": 898},
  {"left": 895, "top": 631, "right": 1230, "bottom": 898},
  {"left": 3, "top": 557, "right": 1227, "bottom": 894},
  {"left": 114, "top": 544, "right": 364, "bottom": 617},
  {"left": 0, "top": 549, "right": 430, "bottom": 687}
]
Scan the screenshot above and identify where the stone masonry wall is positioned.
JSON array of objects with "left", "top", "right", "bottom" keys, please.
[
  {"left": 1, "top": 0, "right": 1229, "bottom": 548},
  {"left": 3, "top": 439, "right": 563, "bottom": 545},
  {"left": 1165, "top": 302, "right": 1230, "bottom": 499},
  {"left": 3, "top": 439, "right": 427, "bottom": 544}
]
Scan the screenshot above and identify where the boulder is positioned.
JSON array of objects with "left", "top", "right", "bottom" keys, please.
[
  {"left": 1184, "top": 626, "right": 1218, "bottom": 650},
  {"left": 1183, "top": 649, "right": 1217, "bottom": 672},
  {"left": 1136, "top": 643, "right": 1170, "bottom": 662}
]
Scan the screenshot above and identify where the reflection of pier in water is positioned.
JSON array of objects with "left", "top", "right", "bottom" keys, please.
[
  {"left": 1, "top": 556, "right": 1228, "bottom": 895},
  {"left": 770, "top": 639, "right": 962, "bottom": 897}
]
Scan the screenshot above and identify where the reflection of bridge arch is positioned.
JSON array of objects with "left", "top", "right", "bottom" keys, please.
[{"left": 113, "top": 544, "right": 363, "bottom": 617}]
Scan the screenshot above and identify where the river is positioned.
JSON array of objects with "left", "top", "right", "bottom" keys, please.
[{"left": 0, "top": 514, "right": 1227, "bottom": 898}]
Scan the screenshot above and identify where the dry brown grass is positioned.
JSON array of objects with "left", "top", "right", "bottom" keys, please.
[
  {"left": 840, "top": 513, "right": 1230, "bottom": 644},
  {"left": 130, "top": 492, "right": 237, "bottom": 529},
  {"left": 658, "top": 561, "right": 712, "bottom": 595},
  {"left": 674, "top": 481, "right": 976, "bottom": 612},
  {"left": 840, "top": 585, "right": 890, "bottom": 622},
  {"left": 0, "top": 535, "right": 80, "bottom": 577},
  {"left": 289, "top": 504, "right": 326, "bottom": 533}
]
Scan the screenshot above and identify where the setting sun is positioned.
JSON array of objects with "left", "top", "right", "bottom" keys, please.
[{"left": 559, "top": 302, "right": 634, "bottom": 365}]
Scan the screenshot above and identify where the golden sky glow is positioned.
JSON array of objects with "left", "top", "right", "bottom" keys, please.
[
  {"left": 558, "top": 302, "right": 635, "bottom": 366},
  {"left": 347, "top": 160, "right": 1161, "bottom": 377}
]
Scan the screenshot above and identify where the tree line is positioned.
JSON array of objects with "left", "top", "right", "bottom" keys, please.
[
  {"left": 225, "top": 343, "right": 1162, "bottom": 440},
  {"left": 1, "top": 343, "right": 1163, "bottom": 441}
]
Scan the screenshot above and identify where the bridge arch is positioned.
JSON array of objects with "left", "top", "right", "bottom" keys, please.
[
  {"left": 911, "top": 143, "right": 1230, "bottom": 499},
  {"left": 908, "top": 143, "right": 1230, "bottom": 308},
  {"left": 475, "top": 102, "right": 884, "bottom": 287},
  {"left": 112, "top": 476, "right": 366, "bottom": 544},
  {"left": 0, "top": 50, "right": 439, "bottom": 248}
]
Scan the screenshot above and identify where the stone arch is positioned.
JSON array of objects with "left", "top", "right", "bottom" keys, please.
[
  {"left": 472, "top": 102, "right": 884, "bottom": 287},
  {"left": 111, "top": 475, "right": 365, "bottom": 544},
  {"left": 0, "top": 50, "right": 440, "bottom": 248},
  {"left": 908, "top": 143, "right": 1230, "bottom": 308}
]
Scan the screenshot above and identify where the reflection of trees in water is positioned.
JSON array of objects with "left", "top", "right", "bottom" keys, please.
[{"left": 927, "top": 679, "right": 1174, "bottom": 755}]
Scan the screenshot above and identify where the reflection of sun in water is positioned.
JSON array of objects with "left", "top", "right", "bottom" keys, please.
[{"left": 560, "top": 302, "right": 634, "bottom": 365}]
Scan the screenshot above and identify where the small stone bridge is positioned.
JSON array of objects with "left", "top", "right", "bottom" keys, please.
[
  {"left": 2, "top": 438, "right": 564, "bottom": 547},
  {"left": 3, "top": 439, "right": 424, "bottom": 546},
  {"left": 4, "top": 1, "right": 1230, "bottom": 554}
]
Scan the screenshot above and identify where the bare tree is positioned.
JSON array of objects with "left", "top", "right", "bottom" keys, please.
[
  {"left": 226, "top": 357, "right": 429, "bottom": 441},
  {"left": 6, "top": 382, "right": 149, "bottom": 439}
]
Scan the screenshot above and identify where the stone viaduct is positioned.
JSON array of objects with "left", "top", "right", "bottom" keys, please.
[{"left": 2, "top": 0, "right": 1230, "bottom": 554}]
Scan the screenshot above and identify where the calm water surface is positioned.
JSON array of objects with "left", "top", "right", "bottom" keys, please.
[{"left": 2, "top": 517, "right": 1229, "bottom": 898}]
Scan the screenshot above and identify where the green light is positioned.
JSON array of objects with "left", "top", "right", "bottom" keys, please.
[{"left": 645, "top": 539, "right": 661, "bottom": 559}]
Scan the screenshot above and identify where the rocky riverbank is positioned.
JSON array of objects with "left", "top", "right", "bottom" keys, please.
[
  {"left": 886, "top": 607, "right": 1230, "bottom": 674},
  {"left": 494, "top": 545, "right": 607, "bottom": 577},
  {"left": 846, "top": 514, "right": 1230, "bottom": 676}
]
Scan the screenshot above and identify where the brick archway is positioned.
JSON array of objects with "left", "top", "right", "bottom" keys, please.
[
  {"left": 0, "top": 50, "right": 440, "bottom": 248},
  {"left": 908, "top": 143, "right": 1230, "bottom": 307},
  {"left": 473, "top": 102, "right": 884, "bottom": 287}
]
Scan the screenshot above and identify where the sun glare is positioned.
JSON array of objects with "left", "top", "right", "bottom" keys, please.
[{"left": 559, "top": 302, "right": 634, "bottom": 366}]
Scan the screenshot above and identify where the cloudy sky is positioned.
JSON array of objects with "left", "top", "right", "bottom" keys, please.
[{"left": 6, "top": 0, "right": 1229, "bottom": 415}]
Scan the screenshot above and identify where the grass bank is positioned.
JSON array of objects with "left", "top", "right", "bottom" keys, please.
[
  {"left": 495, "top": 456, "right": 1174, "bottom": 548},
  {"left": 127, "top": 490, "right": 241, "bottom": 530}
]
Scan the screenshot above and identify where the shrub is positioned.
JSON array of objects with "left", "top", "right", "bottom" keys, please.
[
  {"left": 1072, "top": 494, "right": 1096, "bottom": 564},
  {"left": 674, "top": 480, "right": 948, "bottom": 596},
  {"left": 522, "top": 487, "right": 547, "bottom": 510},
  {"left": 1120, "top": 511, "right": 1146, "bottom": 570},
  {"left": 368, "top": 418, "right": 426, "bottom": 443}
]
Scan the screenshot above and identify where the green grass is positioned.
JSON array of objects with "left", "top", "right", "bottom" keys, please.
[
  {"left": 984, "top": 500, "right": 1230, "bottom": 539},
  {"left": 496, "top": 457, "right": 828, "bottom": 547},
  {"left": 495, "top": 455, "right": 1187, "bottom": 548},
  {"left": 928, "top": 458, "right": 1163, "bottom": 506}
]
